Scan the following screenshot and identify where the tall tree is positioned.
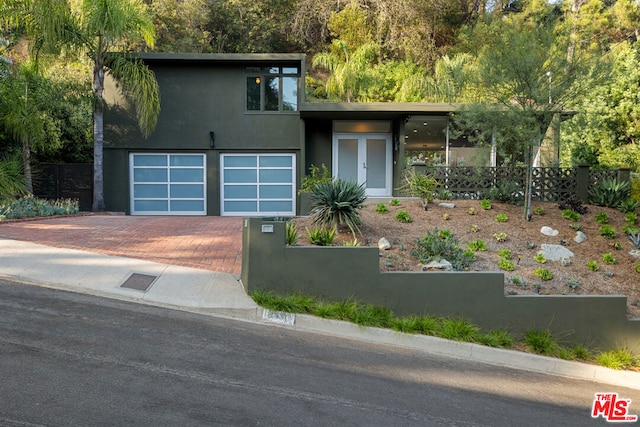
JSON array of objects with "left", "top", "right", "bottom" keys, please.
[
  {"left": 452, "top": 5, "right": 584, "bottom": 219},
  {"left": 1, "top": 0, "right": 160, "bottom": 211}
]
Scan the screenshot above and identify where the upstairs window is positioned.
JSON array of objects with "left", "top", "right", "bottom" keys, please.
[{"left": 246, "top": 66, "right": 299, "bottom": 112}]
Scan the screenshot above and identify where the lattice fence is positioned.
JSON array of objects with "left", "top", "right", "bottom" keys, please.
[{"left": 422, "top": 166, "right": 621, "bottom": 202}]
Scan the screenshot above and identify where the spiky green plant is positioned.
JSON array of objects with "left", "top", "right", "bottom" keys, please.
[
  {"left": 589, "top": 178, "right": 630, "bottom": 208},
  {"left": 310, "top": 179, "right": 366, "bottom": 235},
  {"left": 285, "top": 222, "right": 298, "bottom": 245}
]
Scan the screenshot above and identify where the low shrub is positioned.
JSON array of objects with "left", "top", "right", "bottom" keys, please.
[
  {"left": 494, "top": 213, "right": 508, "bottom": 223},
  {"left": 558, "top": 194, "right": 588, "bottom": 214},
  {"left": 534, "top": 253, "right": 546, "bottom": 264},
  {"left": 587, "top": 260, "right": 600, "bottom": 271},
  {"left": 467, "top": 207, "right": 477, "bottom": 215},
  {"left": 596, "top": 347, "right": 639, "bottom": 370},
  {"left": 375, "top": 203, "right": 388, "bottom": 214},
  {"left": 442, "top": 212, "right": 450, "bottom": 220},
  {"left": 412, "top": 228, "right": 475, "bottom": 271},
  {"left": 479, "top": 199, "right": 492, "bottom": 210},
  {"left": 533, "top": 206, "right": 544, "bottom": 215},
  {"left": 523, "top": 329, "right": 558, "bottom": 355},
  {"left": 467, "top": 239, "right": 487, "bottom": 252},
  {"left": 285, "top": 222, "right": 298, "bottom": 245},
  {"left": 594, "top": 212, "right": 608, "bottom": 224},
  {"left": 561, "top": 209, "right": 580, "bottom": 222},
  {"left": 498, "top": 258, "right": 515, "bottom": 271},
  {"left": 306, "top": 226, "right": 336, "bottom": 246},
  {"left": 602, "top": 252, "right": 616, "bottom": 265},
  {"left": 493, "top": 232, "right": 507, "bottom": 242},
  {"left": 0, "top": 195, "right": 79, "bottom": 220},
  {"left": 389, "top": 199, "right": 400, "bottom": 206},
  {"left": 497, "top": 249, "right": 511, "bottom": 259},
  {"left": 395, "top": 210, "right": 413, "bottom": 223},
  {"left": 534, "top": 268, "right": 553, "bottom": 281},
  {"left": 599, "top": 225, "right": 616, "bottom": 239},
  {"left": 624, "top": 211, "right": 637, "bottom": 225}
]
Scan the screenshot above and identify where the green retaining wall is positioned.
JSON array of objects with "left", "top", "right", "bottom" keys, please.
[{"left": 241, "top": 218, "right": 640, "bottom": 352}]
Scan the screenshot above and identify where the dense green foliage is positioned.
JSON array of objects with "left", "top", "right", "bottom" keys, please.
[{"left": 3, "top": 0, "right": 640, "bottom": 197}]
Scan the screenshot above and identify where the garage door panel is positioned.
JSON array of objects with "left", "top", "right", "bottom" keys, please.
[
  {"left": 221, "top": 153, "right": 295, "bottom": 216},
  {"left": 224, "top": 200, "right": 258, "bottom": 212},
  {"left": 171, "top": 200, "right": 204, "bottom": 211},
  {"left": 134, "top": 155, "right": 167, "bottom": 166},
  {"left": 170, "top": 168, "right": 203, "bottom": 182},
  {"left": 171, "top": 155, "right": 203, "bottom": 166},
  {"left": 224, "top": 185, "right": 257, "bottom": 199},
  {"left": 134, "top": 169, "right": 167, "bottom": 182},
  {"left": 224, "top": 169, "right": 257, "bottom": 183},
  {"left": 260, "top": 201, "right": 292, "bottom": 212},
  {"left": 135, "top": 184, "right": 168, "bottom": 198},
  {"left": 130, "top": 153, "right": 206, "bottom": 215},
  {"left": 259, "top": 185, "right": 291, "bottom": 198},
  {"left": 170, "top": 184, "right": 203, "bottom": 198},
  {"left": 134, "top": 200, "right": 168, "bottom": 212}
]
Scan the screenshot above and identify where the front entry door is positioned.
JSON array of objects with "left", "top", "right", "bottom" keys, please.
[{"left": 333, "top": 133, "right": 392, "bottom": 197}]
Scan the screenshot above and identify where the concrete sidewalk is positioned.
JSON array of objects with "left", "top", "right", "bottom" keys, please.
[{"left": 2, "top": 237, "right": 640, "bottom": 391}]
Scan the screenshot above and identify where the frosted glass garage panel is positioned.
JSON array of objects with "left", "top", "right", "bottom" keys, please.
[
  {"left": 259, "top": 169, "right": 292, "bottom": 183},
  {"left": 134, "top": 184, "right": 167, "bottom": 198},
  {"left": 134, "top": 200, "right": 168, "bottom": 211},
  {"left": 224, "top": 156, "right": 256, "bottom": 167},
  {"left": 170, "top": 184, "right": 203, "bottom": 198},
  {"left": 259, "top": 185, "right": 292, "bottom": 199},
  {"left": 133, "top": 155, "right": 167, "bottom": 167},
  {"left": 171, "top": 168, "right": 203, "bottom": 182},
  {"left": 224, "top": 185, "right": 257, "bottom": 199},
  {"left": 170, "top": 155, "right": 203, "bottom": 166},
  {"left": 259, "top": 155, "right": 292, "bottom": 168},
  {"left": 224, "top": 169, "right": 257, "bottom": 183},
  {"left": 134, "top": 168, "right": 167, "bottom": 182},
  {"left": 260, "top": 201, "right": 293, "bottom": 212},
  {"left": 171, "top": 200, "right": 205, "bottom": 212},
  {"left": 224, "top": 201, "right": 258, "bottom": 212}
]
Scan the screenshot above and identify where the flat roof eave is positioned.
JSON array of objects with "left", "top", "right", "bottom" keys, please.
[
  {"left": 299, "top": 102, "right": 461, "bottom": 119},
  {"left": 135, "top": 52, "right": 306, "bottom": 65}
]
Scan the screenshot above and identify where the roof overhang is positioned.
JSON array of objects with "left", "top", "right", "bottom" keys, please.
[
  {"left": 135, "top": 52, "right": 306, "bottom": 66},
  {"left": 299, "top": 102, "right": 461, "bottom": 120}
]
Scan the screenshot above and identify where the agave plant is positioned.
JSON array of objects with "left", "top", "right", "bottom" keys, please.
[
  {"left": 310, "top": 179, "right": 366, "bottom": 236},
  {"left": 589, "top": 178, "right": 631, "bottom": 208},
  {"left": 630, "top": 231, "right": 640, "bottom": 249}
]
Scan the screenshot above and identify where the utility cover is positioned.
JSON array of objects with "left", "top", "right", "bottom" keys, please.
[{"left": 120, "top": 273, "right": 157, "bottom": 292}]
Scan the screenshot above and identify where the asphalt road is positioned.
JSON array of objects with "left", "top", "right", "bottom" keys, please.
[{"left": 1, "top": 281, "right": 638, "bottom": 426}]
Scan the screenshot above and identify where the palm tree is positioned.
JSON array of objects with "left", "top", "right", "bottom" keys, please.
[{"left": 1, "top": 0, "right": 160, "bottom": 211}]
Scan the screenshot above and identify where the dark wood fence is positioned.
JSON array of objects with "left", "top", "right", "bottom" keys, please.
[
  {"left": 417, "top": 165, "right": 630, "bottom": 202},
  {"left": 33, "top": 163, "right": 93, "bottom": 211}
]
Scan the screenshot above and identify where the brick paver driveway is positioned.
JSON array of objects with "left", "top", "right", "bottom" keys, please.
[{"left": 0, "top": 215, "right": 243, "bottom": 275}]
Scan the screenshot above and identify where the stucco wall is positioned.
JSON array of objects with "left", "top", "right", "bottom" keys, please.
[
  {"left": 103, "top": 59, "right": 303, "bottom": 215},
  {"left": 241, "top": 218, "right": 640, "bottom": 352}
]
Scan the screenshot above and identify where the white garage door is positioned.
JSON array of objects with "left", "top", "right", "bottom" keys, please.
[
  {"left": 130, "top": 153, "right": 206, "bottom": 215},
  {"left": 221, "top": 154, "right": 296, "bottom": 216}
]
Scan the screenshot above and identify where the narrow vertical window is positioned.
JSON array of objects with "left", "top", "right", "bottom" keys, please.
[{"left": 246, "top": 76, "right": 261, "bottom": 111}]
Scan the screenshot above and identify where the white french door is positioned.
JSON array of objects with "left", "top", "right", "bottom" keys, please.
[{"left": 333, "top": 133, "right": 392, "bottom": 197}]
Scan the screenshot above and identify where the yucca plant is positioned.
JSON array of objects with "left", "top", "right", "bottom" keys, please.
[
  {"left": 310, "top": 179, "right": 366, "bottom": 236},
  {"left": 630, "top": 231, "right": 640, "bottom": 249}
]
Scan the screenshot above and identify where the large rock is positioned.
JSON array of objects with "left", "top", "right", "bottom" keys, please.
[
  {"left": 539, "top": 244, "right": 574, "bottom": 261},
  {"left": 378, "top": 237, "right": 391, "bottom": 250},
  {"left": 438, "top": 202, "right": 456, "bottom": 209},
  {"left": 574, "top": 231, "right": 587, "bottom": 244},
  {"left": 540, "top": 226, "right": 559, "bottom": 237},
  {"left": 421, "top": 259, "right": 453, "bottom": 271}
]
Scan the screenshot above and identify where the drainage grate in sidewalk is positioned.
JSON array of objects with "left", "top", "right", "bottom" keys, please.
[{"left": 120, "top": 273, "right": 158, "bottom": 292}]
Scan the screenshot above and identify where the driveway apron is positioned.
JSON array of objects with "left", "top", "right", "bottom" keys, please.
[{"left": 0, "top": 215, "right": 243, "bottom": 275}]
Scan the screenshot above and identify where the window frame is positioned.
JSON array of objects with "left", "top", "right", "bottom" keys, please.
[{"left": 245, "top": 65, "right": 300, "bottom": 113}]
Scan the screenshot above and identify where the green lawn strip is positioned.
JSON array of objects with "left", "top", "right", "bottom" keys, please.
[{"left": 251, "top": 290, "right": 640, "bottom": 372}]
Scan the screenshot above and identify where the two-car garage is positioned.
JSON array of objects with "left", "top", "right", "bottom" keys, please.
[{"left": 129, "top": 153, "right": 296, "bottom": 216}]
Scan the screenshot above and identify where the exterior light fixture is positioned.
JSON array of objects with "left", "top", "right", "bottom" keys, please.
[
  {"left": 209, "top": 131, "right": 215, "bottom": 148},
  {"left": 255, "top": 77, "right": 261, "bottom": 84}
]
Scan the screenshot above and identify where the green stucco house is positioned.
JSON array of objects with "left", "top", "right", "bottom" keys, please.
[{"left": 103, "top": 53, "right": 557, "bottom": 216}]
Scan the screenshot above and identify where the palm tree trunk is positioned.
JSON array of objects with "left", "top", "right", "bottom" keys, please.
[
  {"left": 92, "top": 58, "right": 105, "bottom": 212},
  {"left": 22, "top": 136, "right": 33, "bottom": 194}
]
